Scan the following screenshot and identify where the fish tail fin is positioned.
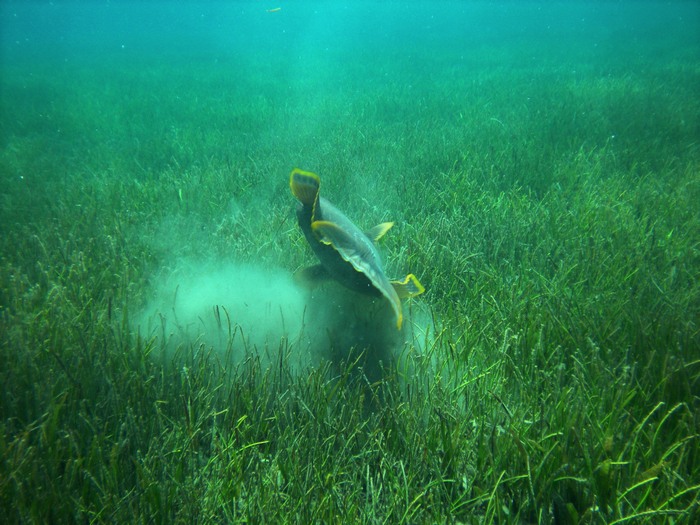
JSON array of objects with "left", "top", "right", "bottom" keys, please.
[{"left": 290, "top": 168, "right": 321, "bottom": 206}]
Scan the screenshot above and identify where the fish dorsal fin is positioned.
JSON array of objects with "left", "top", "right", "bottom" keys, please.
[
  {"left": 312, "top": 219, "right": 404, "bottom": 329},
  {"left": 391, "top": 274, "right": 425, "bottom": 299},
  {"left": 366, "top": 222, "right": 394, "bottom": 242},
  {"left": 290, "top": 169, "right": 321, "bottom": 218}
]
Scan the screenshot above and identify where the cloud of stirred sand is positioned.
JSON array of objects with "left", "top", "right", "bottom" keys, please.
[
  {"left": 137, "top": 257, "right": 433, "bottom": 380},
  {"left": 139, "top": 261, "right": 307, "bottom": 360}
]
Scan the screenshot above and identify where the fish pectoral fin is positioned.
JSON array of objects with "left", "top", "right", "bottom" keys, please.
[
  {"left": 391, "top": 274, "right": 425, "bottom": 299},
  {"left": 290, "top": 169, "right": 321, "bottom": 207},
  {"left": 294, "top": 264, "right": 331, "bottom": 287},
  {"left": 365, "top": 222, "right": 394, "bottom": 242},
  {"left": 311, "top": 220, "right": 357, "bottom": 251}
]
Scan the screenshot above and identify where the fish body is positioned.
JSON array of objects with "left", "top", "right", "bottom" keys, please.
[{"left": 290, "top": 168, "right": 424, "bottom": 329}]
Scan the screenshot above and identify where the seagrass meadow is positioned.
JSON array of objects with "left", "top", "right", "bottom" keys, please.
[{"left": 1, "top": 1, "right": 699, "bottom": 523}]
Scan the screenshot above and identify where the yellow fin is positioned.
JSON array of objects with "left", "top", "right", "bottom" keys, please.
[
  {"left": 311, "top": 220, "right": 377, "bottom": 267},
  {"left": 366, "top": 222, "right": 394, "bottom": 242},
  {"left": 312, "top": 220, "right": 363, "bottom": 254},
  {"left": 290, "top": 168, "right": 320, "bottom": 207},
  {"left": 391, "top": 274, "right": 425, "bottom": 299}
]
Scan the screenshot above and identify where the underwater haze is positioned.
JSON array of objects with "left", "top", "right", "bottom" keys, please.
[{"left": 1, "top": 1, "right": 699, "bottom": 523}]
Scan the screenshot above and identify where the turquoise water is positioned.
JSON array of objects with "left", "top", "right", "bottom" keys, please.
[
  {"left": 2, "top": 0, "right": 698, "bottom": 212},
  {"left": 2, "top": 2, "right": 698, "bottom": 65},
  {"left": 2, "top": 1, "right": 697, "bottom": 175}
]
